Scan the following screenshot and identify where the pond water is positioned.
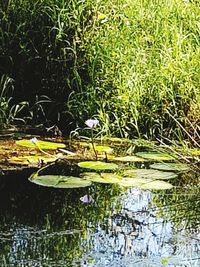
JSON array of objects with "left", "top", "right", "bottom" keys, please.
[{"left": 0, "top": 169, "right": 199, "bottom": 267}]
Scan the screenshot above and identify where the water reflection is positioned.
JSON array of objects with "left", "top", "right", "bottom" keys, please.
[{"left": 0, "top": 173, "right": 200, "bottom": 266}]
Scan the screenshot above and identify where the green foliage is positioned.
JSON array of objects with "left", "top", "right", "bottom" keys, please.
[
  {"left": 0, "top": 0, "right": 199, "bottom": 140},
  {"left": 30, "top": 175, "right": 92, "bottom": 188},
  {"left": 16, "top": 139, "right": 66, "bottom": 149},
  {"left": 135, "top": 151, "right": 175, "bottom": 161},
  {"left": 68, "top": 0, "right": 200, "bottom": 139},
  {"left": 78, "top": 161, "right": 118, "bottom": 171},
  {"left": 0, "top": 0, "right": 93, "bottom": 128},
  {"left": 150, "top": 162, "right": 190, "bottom": 172},
  {"left": 123, "top": 168, "right": 177, "bottom": 180},
  {"left": 0, "top": 74, "right": 28, "bottom": 128}
]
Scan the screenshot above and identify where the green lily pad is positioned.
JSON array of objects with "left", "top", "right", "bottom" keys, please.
[
  {"left": 123, "top": 169, "right": 177, "bottom": 180},
  {"left": 78, "top": 161, "right": 118, "bottom": 171},
  {"left": 113, "top": 155, "right": 146, "bottom": 162},
  {"left": 119, "top": 177, "right": 152, "bottom": 187},
  {"left": 79, "top": 142, "right": 113, "bottom": 154},
  {"left": 140, "top": 180, "right": 173, "bottom": 190},
  {"left": 29, "top": 175, "right": 92, "bottom": 188},
  {"left": 135, "top": 151, "right": 174, "bottom": 161},
  {"left": 119, "top": 178, "right": 173, "bottom": 190},
  {"left": 80, "top": 172, "right": 105, "bottom": 182},
  {"left": 93, "top": 144, "right": 113, "bottom": 154},
  {"left": 16, "top": 139, "right": 66, "bottom": 150},
  {"left": 150, "top": 163, "right": 189, "bottom": 172},
  {"left": 81, "top": 172, "right": 122, "bottom": 184},
  {"left": 9, "top": 155, "right": 57, "bottom": 165}
]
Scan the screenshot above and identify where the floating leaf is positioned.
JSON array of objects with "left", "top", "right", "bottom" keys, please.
[
  {"left": 79, "top": 142, "right": 113, "bottom": 154},
  {"left": 78, "top": 161, "right": 118, "bottom": 171},
  {"left": 113, "top": 155, "right": 146, "bottom": 162},
  {"left": 101, "top": 173, "right": 122, "bottom": 182},
  {"left": 16, "top": 139, "right": 65, "bottom": 150},
  {"left": 135, "top": 151, "right": 174, "bottom": 161},
  {"left": 93, "top": 144, "right": 113, "bottom": 154},
  {"left": 29, "top": 175, "right": 92, "bottom": 188},
  {"left": 123, "top": 169, "right": 177, "bottom": 180},
  {"left": 119, "top": 178, "right": 173, "bottom": 190},
  {"left": 119, "top": 177, "right": 152, "bottom": 187},
  {"left": 80, "top": 172, "right": 106, "bottom": 183},
  {"left": 81, "top": 172, "right": 121, "bottom": 184},
  {"left": 8, "top": 155, "right": 57, "bottom": 165},
  {"left": 150, "top": 163, "right": 189, "bottom": 172},
  {"left": 140, "top": 180, "right": 173, "bottom": 190}
]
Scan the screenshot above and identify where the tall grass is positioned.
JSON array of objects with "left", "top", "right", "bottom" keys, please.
[
  {"left": 68, "top": 0, "right": 200, "bottom": 141},
  {"left": 0, "top": 0, "right": 93, "bottom": 128},
  {"left": 1, "top": 0, "right": 199, "bottom": 140}
]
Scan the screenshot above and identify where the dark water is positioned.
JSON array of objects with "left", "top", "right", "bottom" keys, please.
[{"left": 0, "top": 170, "right": 200, "bottom": 267}]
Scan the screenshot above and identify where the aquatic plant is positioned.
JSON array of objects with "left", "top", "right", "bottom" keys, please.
[
  {"left": 0, "top": 75, "right": 28, "bottom": 129},
  {"left": 85, "top": 119, "right": 99, "bottom": 160}
]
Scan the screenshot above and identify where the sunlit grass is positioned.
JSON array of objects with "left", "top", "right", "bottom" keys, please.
[
  {"left": 1, "top": 0, "right": 199, "bottom": 140},
  {"left": 68, "top": 0, "right": 200, "bottom": 140}
]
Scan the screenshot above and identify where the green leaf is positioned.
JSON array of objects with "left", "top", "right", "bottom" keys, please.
[
  {"left": 113, "top": 155, "right": 146, "bottom": 162},
  {"left": 78, "top": 161, "right": 118, "bottom": 171},
  {"left": 119, "top": 178, "right": 173, "bottom": 190},
  {"left": 119, "top": 177, "right": 153, "bottom": 187},
  {"left": 140, "top": 180, "right": 173, "bottom": 190},
  {"left": 79, "top": 142, "right": 113, "bottom": 154},
  {"left": 150, "top": 162, "right": 189, "bottom": 172},
  {"left": 123, "top": 169, "right": 177, "bottom": 180},
  {"left": 8, "top": 155, "right": 57, "bottom": 165},
  {"left": 93, "top": 144, "right": 113, "bottom": 154},
  {"left": 81, "top": 172, "right": 122, "bottom": 184},
  {"left": 29, "top": 175, "right": 92, "bottom": 188},
  {"left": 135, "top": 151, "right": 174, "bottom": 161},
  {"left": 16, "top": 139, "right": 65, "bottom": 150}
]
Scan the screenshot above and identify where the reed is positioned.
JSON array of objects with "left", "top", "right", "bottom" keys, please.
[
  {"left": 68, "top": 0, "right": 200, "bottom": 141},
  {"left": 0, "top": 0, "right": 199, "bottom": 141}
]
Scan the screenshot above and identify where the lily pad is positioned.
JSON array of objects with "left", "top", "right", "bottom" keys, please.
[
  {"left": 93, "top": 144, "right": 113, "bottom": 154},
  {"left": 16, "top": 139, "right": 66, "bottom": 150},
  {"left": 113, "top": 155, "right": 146, "bottom": 162},
  {"left": 135, "top": 151, "right": 174, "bottom": 161},
  {"left": 80, "top": 172, "right": 106, "bottom": 183},
  {"left": 29, "top": 175, "right": 92, "bottom": 188},
  {"left": 123, "top": 169, "right": 177, "bottom": 180},
  {"left": 79, "top": 142, "right": 113, "bottom": 154},
  {"left": 78, "top": 161, "right": 118, "bottom": 171},
  {"left": 140, "top": 180, "right": 173, "bottom": 190},
  {"left": 119, "top": 178, "right": 173, "bottom": 190},
  {"left": 119, "top": 177, "right": 153, "bottom": 187},
  {"left": 8, "top": 155, "right": 57, "bottom": 165},
  {"left": 81, "top": 172, "right": 122, "bottom": 184},
  {"left": 150, "top": 163, "right": 189, "bottom": 172}
]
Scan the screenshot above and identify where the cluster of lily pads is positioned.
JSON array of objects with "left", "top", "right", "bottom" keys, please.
[{"left": 11, "top": 137, "right": 190, "bottom": 190}]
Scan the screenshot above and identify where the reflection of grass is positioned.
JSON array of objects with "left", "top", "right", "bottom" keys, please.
[
  {"left": 0, "top": 173, "right": 122, "bottom": 266},
  {"left": 152, "top": 185, "right": 200, "bottom": 230}
]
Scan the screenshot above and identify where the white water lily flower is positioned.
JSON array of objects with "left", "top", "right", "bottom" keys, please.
[
  {"left": 85, "top": 119, "right": 99, "bottom": 128},
  {"left": 30, "top": 137, "right": 38, "bottom": 145}
]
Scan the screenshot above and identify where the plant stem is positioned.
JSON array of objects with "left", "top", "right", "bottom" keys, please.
[{"left": 91, "top": 128, "right": 98, "bottom": 160}]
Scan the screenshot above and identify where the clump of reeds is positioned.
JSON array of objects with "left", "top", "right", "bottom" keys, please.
[{"left": 68, "top": 0, "right": 200, "bottom": 141}]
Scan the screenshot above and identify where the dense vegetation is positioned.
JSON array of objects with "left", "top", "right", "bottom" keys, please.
[{"left": 0, "top": 0, "right": 199, "bottom": 142}]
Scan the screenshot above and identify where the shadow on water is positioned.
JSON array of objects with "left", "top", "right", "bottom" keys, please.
[{"left": 0, "top": 167, "right": 200, "bottom": 267}]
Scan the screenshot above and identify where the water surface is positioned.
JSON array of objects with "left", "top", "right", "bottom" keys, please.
[{"left": 0, "top": 170, "right": 199, "bottom": 267}]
